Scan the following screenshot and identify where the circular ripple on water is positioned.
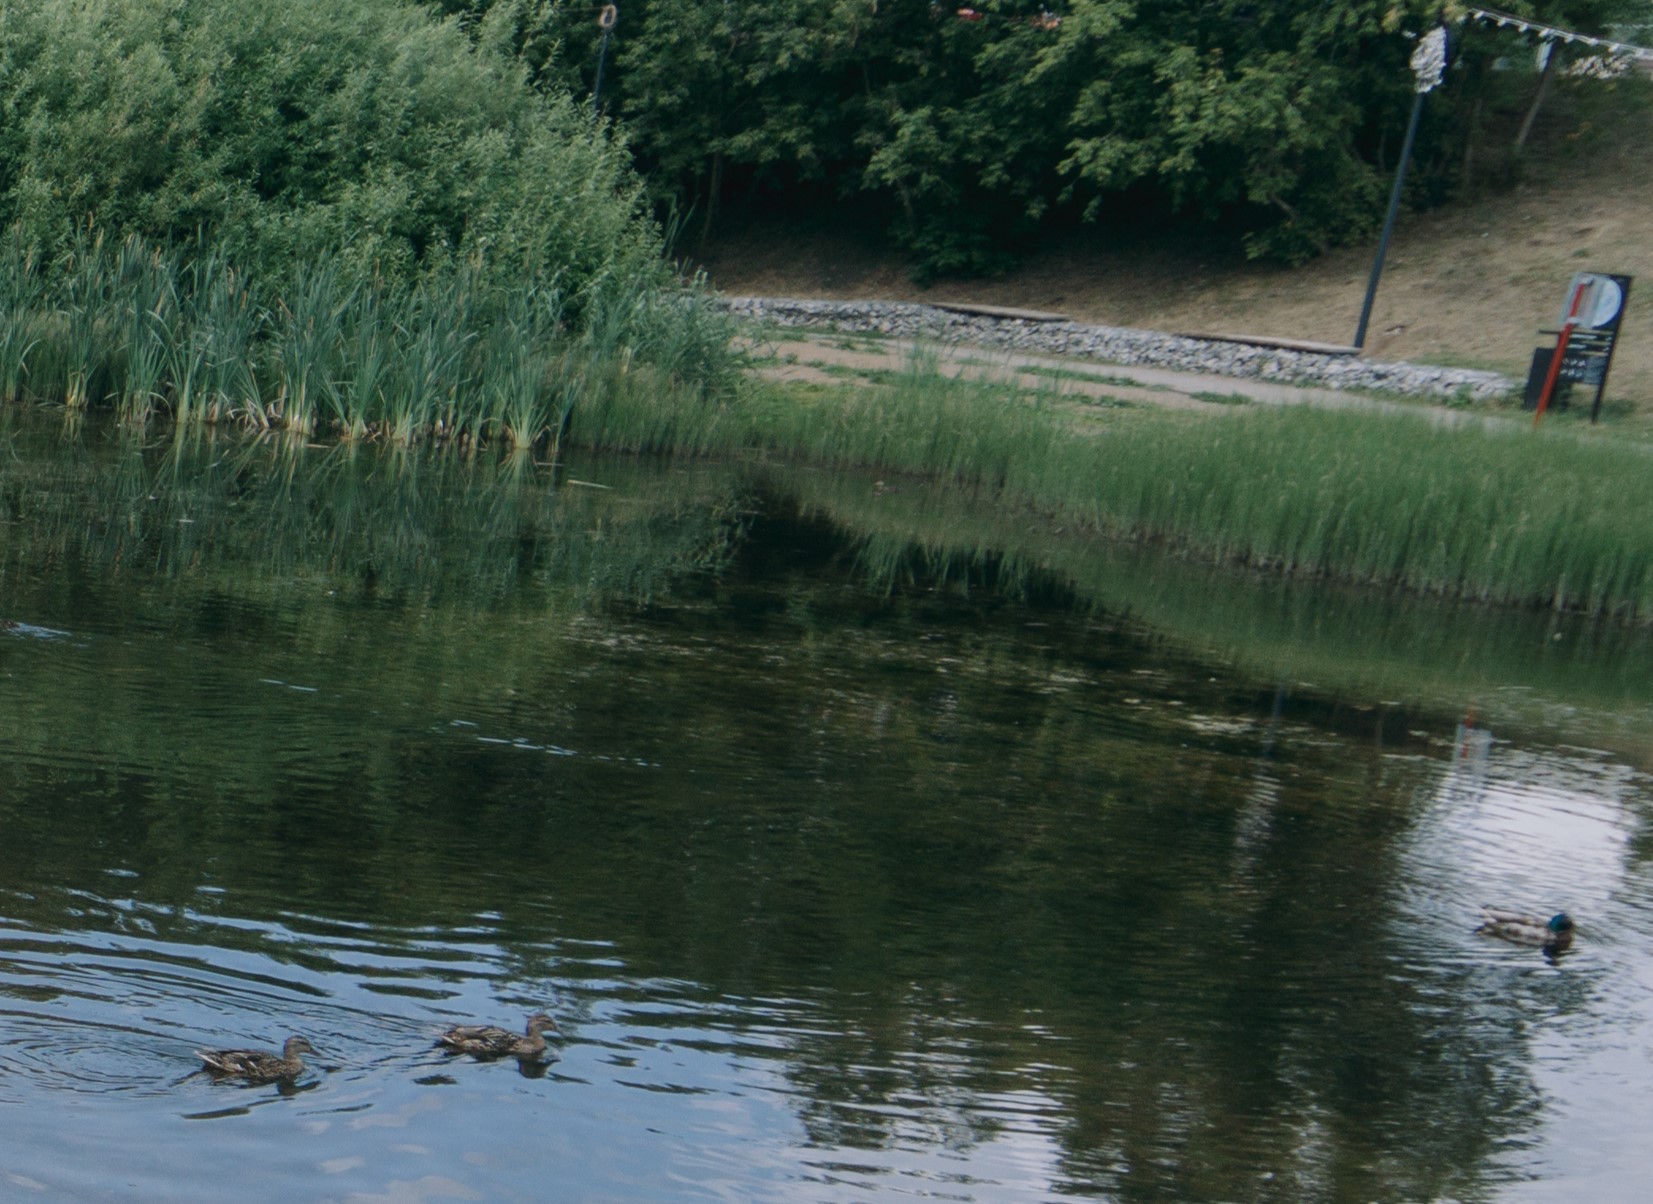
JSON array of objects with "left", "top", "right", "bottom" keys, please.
[{"left": 0, "top": 1010, "right": 194, "bottom": 1099}]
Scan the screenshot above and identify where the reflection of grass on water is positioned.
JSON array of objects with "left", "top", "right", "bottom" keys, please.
[
  {"left": 0, "top": 415, "right": 747, "bottom": 614},
  {"left": 788, "top": 467, "right": 1653, "bottom": 749},
  {"left": 13, "top": 400, "right": 1653, "bottom": 747}
]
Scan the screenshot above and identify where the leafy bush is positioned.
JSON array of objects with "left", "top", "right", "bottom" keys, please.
[{"left": 0, "top": 0, "right": 665, "bottom": 305}]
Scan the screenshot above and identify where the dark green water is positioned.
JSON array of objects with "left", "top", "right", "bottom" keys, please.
[{"left": 3, "top": 411, "right": 1652, "bottom": 1201}]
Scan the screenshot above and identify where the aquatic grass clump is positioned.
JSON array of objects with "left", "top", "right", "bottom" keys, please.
[
  {"left": 0, "top": 224, "right": 739, "bottom": 450},
  {"left": 736, "top": 348, "right": 1067, "bottom": 488},
  {"left": 111, "top": 235, "right": 179, "bottom": 425},
  {"left": 330, "top": 279, "right": 396, "bottom": 443},
  {"left": 268, "top": 263, "right": 357, "bottom": 436},
  {"left": 1018, "top": 404, "right": 1653, "bottom": 620},
  {"left": 0, "top": 226, "right": 46, "bottom": 404},
  {"left": 173, "top": 250, "right": 264, "bottom": 425},
  {"left": 482, "top": 290, "right": 556, "bottom": 451},
  {"left": 59, "top": 231, "right": 116, "bottom": 410}
]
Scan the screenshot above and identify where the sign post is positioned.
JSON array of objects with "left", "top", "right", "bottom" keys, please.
[{"left": 1526, "top": 272, "right": 1632, "bottom": 425}]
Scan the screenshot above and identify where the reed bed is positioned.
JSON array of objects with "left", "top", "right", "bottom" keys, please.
[
  {"left": 996, "top": 404, "right": 1653, "bottom": 621},
  {"left": 0, "top": 227, "right": 737, "bottom": 451},
  {"left": 701, "top": 366, "right": 1653, "bottom": 622},
  {"left": 566, "top": 339, "right": 1653, "bottom": 619}
]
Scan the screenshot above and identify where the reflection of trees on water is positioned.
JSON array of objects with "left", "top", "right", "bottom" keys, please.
[
  {"left": 0, "top": 413, "right": 1574, "bottom": 1200},
  {"left": 472, "top": 575, "right": 1542, "bottom": 1202}
]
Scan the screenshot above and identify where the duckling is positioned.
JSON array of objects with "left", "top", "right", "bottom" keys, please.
[
  {"left": 437, "top": 1012, "right": 559, "bottom": 1059},
  {"left": 1476, "top": 907, "right": 1575, "bottom": 952},
  {"left": 196, "top": 1036, "right": 317, "bottom": 1083}
]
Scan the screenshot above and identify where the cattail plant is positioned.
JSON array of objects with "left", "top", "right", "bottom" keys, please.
[
  {"left": 60, "top": 225, "right": 113, "bottom": 409},
  {"left": 0, "top": 226, "right": 44, "bottom": 404},
  {"left": 269, "top": 263, "right": 353, "bottom": 435}
]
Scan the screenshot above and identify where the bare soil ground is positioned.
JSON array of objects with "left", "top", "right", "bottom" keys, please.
[
  {"left": 741, "top": 331, "right": 1448, "bottom": 417},
  {"left": 695, "top": 81, "right": 1653, "bottom": 412}
]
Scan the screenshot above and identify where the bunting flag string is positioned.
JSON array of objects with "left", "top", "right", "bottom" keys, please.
[{"left": 1465, "top": 6, "right": 1653, "bottom": 62}]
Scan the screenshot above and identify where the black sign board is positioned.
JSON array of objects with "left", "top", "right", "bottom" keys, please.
[{"left": 1523, "top": 272, "right": 1632, "bottom": 422}]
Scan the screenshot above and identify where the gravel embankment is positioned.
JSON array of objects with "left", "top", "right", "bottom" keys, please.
[{"left": 720, "top": 296, "right": 1516, "bottom": 403}]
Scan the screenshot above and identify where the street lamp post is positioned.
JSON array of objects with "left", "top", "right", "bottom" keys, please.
[
  {"left": 593, "top": 5, "right": 619, "bottom": 121},
  {"left": 1354, "top": 25, "right": 1449, "bottom": 351}
]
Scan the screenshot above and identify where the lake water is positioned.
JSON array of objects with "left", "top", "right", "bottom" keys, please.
[{"left": 3, "top": 411, "right": 1653, "bottom": 1202}]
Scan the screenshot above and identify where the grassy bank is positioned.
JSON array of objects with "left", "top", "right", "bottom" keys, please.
[
  {"left": 8, "top": 227, "right": 1651, "bottom": 622},
  {"left": 568, "top": 355, "right": 1653, "bottom": 622}
]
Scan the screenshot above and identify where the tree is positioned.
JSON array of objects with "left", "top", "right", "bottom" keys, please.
[
  {"left": 439, "top": 0, "right": 1653, "bottom": 276},
  {"left": 586, "top": 2, "right": 1443, "bottom": 269},
  {"left": 0, "top": 0, "right": 664, "bottom": 298}
]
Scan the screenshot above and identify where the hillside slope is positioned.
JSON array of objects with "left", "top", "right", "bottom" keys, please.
[{"left": 697, "top": 77, "right": 1653, "bottom": 413}]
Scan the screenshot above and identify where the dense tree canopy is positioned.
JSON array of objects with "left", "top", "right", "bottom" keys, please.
[
  {"left": 460, "top": 0, "right": 1652, "bottom": 275},
  {"left": 6, "top": 0, "right": 1646, "bottom": 285}
]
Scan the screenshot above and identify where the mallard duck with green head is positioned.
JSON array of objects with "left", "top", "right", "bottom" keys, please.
[
  {"left": 1476, "top": 907, "right": 1575, "bottom": 951},
  {"left": 196, "top": 1036, "right": 317, "bottom": 1083},
  {"left": 437, "top": 1012, "right": 560, "bottom": 1059}
]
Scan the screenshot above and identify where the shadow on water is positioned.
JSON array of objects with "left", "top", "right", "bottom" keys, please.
[{"left": 2, "top": 407, "right": 1651, "bottom": 1201}]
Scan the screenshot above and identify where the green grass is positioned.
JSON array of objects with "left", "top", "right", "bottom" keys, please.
[
  {"left": 0, "top": 227, "right": 737, "bottom": 450},
  {"left": 594, "top": 364, "right": 1653, "bottom": 622},
  {"left": 10, "top": 225, "right": 1653, "bottom": 623},
  {"left": 1007, "top": 405, "right": 1653, "bottom": 619},
  {"left": 557, "top": 337, "right": 1653, "bottom": 621}
]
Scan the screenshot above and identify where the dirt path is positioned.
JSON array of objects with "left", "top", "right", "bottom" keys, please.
[{"left": 746, "top": 329, "right": 1463, "bottom": 418}]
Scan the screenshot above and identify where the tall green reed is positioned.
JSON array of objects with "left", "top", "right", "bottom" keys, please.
[
  {"left": 330, "top": 277, "right": 397, "bottom": 441},
  {"left": 179, "top": 250, "right": 265, "bottom": 425},
  {"left": 269, "top": 263, "right": 355, "bottom": 435},
  {"left": 391, "top": 278, "right": 478, "bottom": 445},
  {"left": 1022, "top": 405, "right": 1653, "bottom": 620},
  {"left": 0, "top": 227, "right": 44, "bottom": 404},
  {"left": 0, "top": 222, "right": 734, "bottom": 448},
  {"left": 60, "top": 226, "right": 114, "bottom": 409},
  {"left": 482, "top": 287, "right": 554, "bottom": 451},
  {"left": 112, "top": 235, "right": 176, "bottom": 425}
]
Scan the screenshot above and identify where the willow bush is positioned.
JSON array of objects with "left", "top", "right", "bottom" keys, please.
[
  {"left": 0, "top": 0, "right": 737, "bottom": 439},
  {"left": 0, "top": 0, "right": 655, "bottom": 291}
]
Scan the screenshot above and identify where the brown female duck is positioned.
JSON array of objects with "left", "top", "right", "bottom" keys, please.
[
  {"left": 196, "top": 1036, "right": 317, "bottom": 1082},
  {"left": 437, "top": 1012, "right": 559, "bottom": 1059}
]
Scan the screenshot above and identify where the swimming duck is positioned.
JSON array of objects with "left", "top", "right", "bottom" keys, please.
[
  {"left": 437, "top": 1012, "right": 559, "bottom": 1059},
  {"left": 1476, "top": 907, "right": 1575, "bottom": 951},
  {"left": 196, "top": 1036, "right": 317, "bottom": 1083}
]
